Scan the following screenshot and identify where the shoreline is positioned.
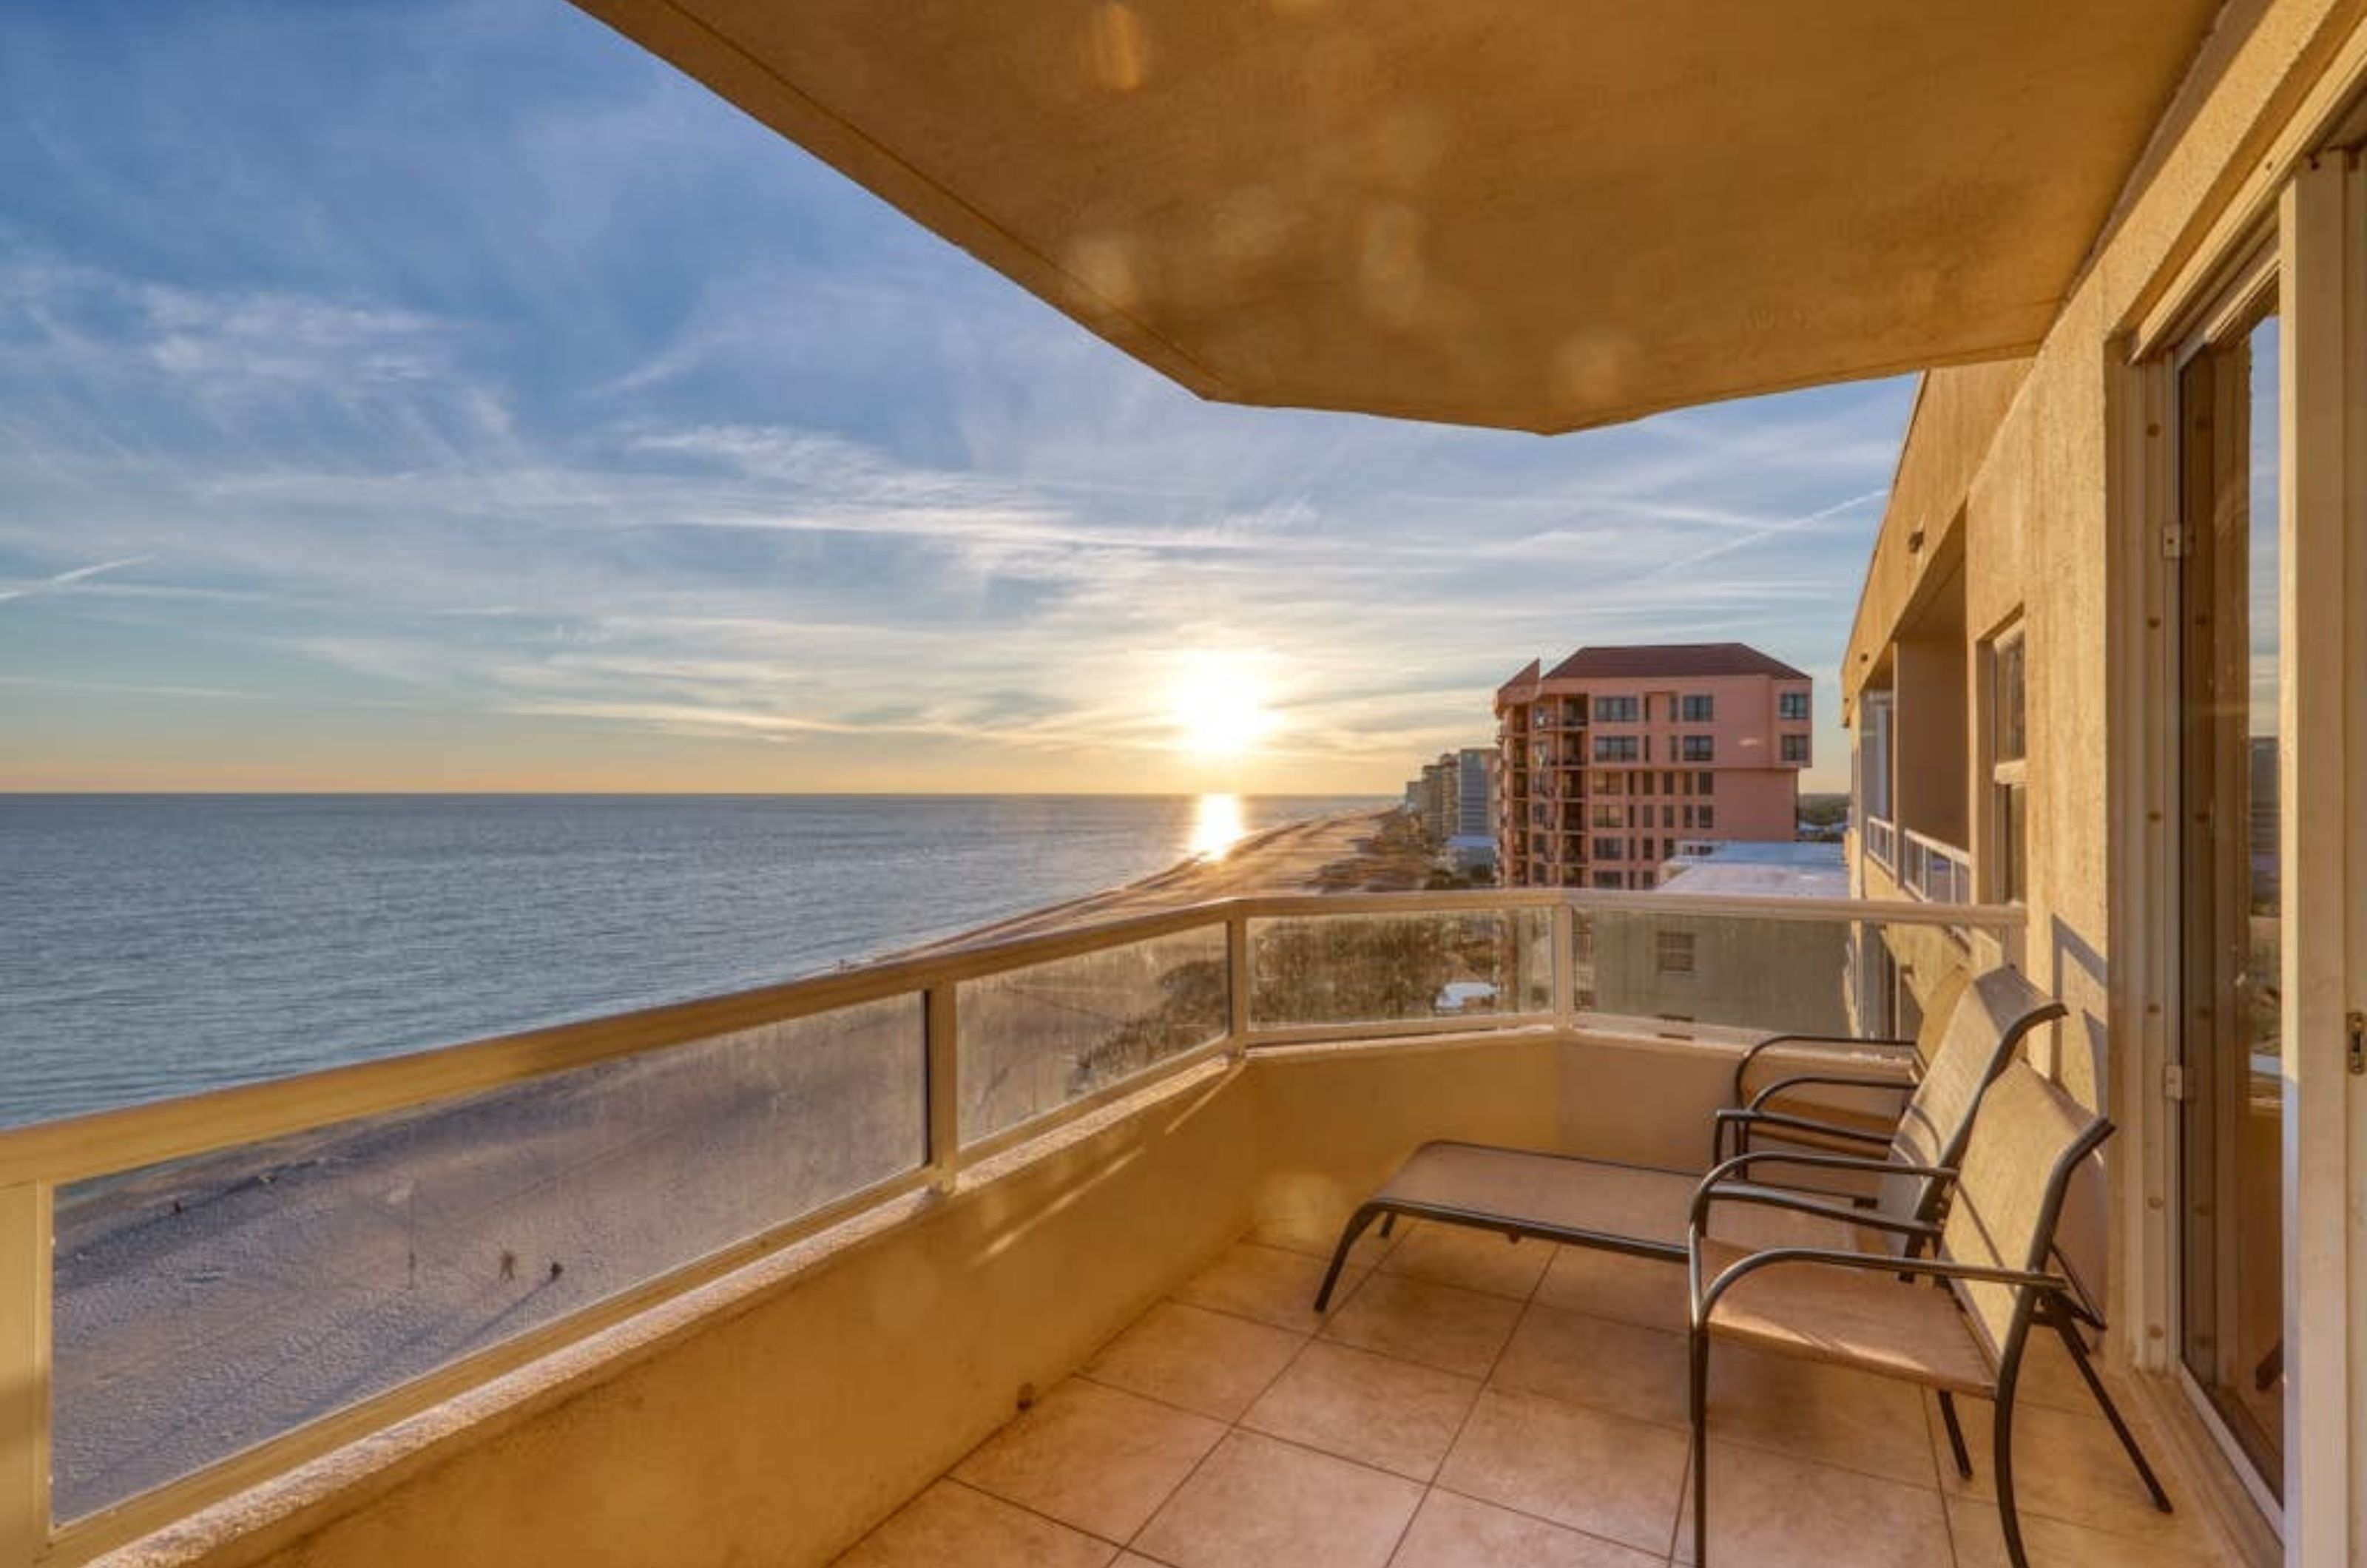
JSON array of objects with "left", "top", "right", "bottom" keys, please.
[{"left": 888, "top": 804, "right": 1408, "bottom": 956}]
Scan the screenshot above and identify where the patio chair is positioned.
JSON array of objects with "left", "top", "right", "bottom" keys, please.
[
  {"left": 1686, "top": 1059, "right": 2172, "bottom": 1568},
  {"left": 1720, "top": 964, "right": 1971, "bottom": 1157},
  {"left": 1310, "top": 966, "right": 2059, "bottom": 1312}
]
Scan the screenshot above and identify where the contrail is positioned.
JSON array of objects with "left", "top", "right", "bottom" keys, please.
[
  {"left": 0, "top": 552, "right": 155, "bottom": 604},
  {"left": 1635, "top": 488, "right": 1888, "bottom": 578}
]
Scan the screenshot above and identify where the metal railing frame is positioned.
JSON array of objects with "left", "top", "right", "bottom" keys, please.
[{"left": 0, "top": 886, "right": 2022, "bottom": 1564}]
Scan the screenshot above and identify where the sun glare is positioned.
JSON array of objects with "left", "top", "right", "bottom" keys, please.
[
  {"left": 1188, "top": 793, "right": 1246, "bottom": 859},
  {"left": 1167, "top": 655, "right": 1274, "bottom": 757}
]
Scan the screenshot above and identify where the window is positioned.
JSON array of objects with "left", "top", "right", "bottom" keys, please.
[
  {"left": 1591, "top": 770, "right": 1621, "bottom": 794},
  {"left": 1860, "top": 692, "right": 1894, "bottom": 820},
  {"left": 1593, "top": 735, "right": 1638, "bottom": 762},
  {"left": 1591, "top": 871, "right": 1623, "bottom": 890},
  {"left": 1680, "top": 736, "right": 1714, "bottom": 762},
  {"left": 1591, "top": 837, "right": 1624, "bottom": 860},
  {"left": 1698, "top": 805, "right": 1715, "bottom": 830},
  {"left": 1663, "top": 771, "right": 1678, "bottom": 794},
  {"left": 1993, "top": 632, "right": 2025, "bottom": 764},
  {"left": 1696, "top": 771, "right": 1714, "bottom": 795},
  {"left": 1635, "top": 768, "right": 1655, "bottom": 794},
  {"left": 1988, "top": 626, "right": 2027, "bottom": 902},
  {"left": 1593, "top": 695, "right": 1639, "bottom": 723},
  {"left": 1780, "top": 734, "right": 1809, "bottom": 764},
  {"left": 1655, "top": 930, "right": 1695, "bottom": 975},
  {"left": 1591, "top": 803, "right": 1621, "bottom": 828},
  {"left": 1661, "top": 805, "right": 1675, "bottom": 828},
  {"left": 1778, "top": 689, "right": 1810, "bottom": 720},
  {"left": 1680, "top": 694, "right": 1714, "bottom": 722},
  {"left": 1682, "top": 805, "right": 1695, "bottom": 829}
]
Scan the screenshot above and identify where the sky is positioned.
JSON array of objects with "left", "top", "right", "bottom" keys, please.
[{"left": 0, "top": 0, "right": 1913, "bottom": 796}]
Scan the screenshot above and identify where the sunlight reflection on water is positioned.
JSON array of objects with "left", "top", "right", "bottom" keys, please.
[{"left": 1188, "top": 793, "right": 1246, "bottom": 859}]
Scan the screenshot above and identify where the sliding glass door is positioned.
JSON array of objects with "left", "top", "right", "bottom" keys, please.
[{"left": 2174, "top": 291, "right": 2285, "bottom": 1493}]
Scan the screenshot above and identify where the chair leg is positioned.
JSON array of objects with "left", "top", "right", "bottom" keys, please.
[
  {"left": 1993, "top": 1372, "right": 2028, "bottom": 1568},
  {"left": 1314, "top": 1203, "right": 1382, "bottom": 1311},
  {"left": 1936, "top": 1391, "right": 1974, "bottom": 1479},
  {"left": 1378, "top": 1211, "right": 1397, "bottom": 1240},
  {"left": 2053, "top": 1312, "right": 2173, "bottom": 1513},
  {"left": 1689, "top": 1329, "right": 1712, "bottom": 1567}
]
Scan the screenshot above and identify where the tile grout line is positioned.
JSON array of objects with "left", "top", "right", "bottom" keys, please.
[
  {"left": 1921, "top": 1389, "right": 1968, "bottom": 1568},
  {"left": 1112, "top": 1243, "right": 1365, "bottom": 1565},
  {"left": 938, "top": 1476, "right": 1133, "bottom": 1556},
  {"left": 1383, "top": 1237, "right": 1550, "bottom": 1567}
]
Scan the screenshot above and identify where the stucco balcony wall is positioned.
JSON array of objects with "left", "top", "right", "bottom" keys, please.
[{"left": 129, "top": 1031, "right": 1605, "bottom": 1568}]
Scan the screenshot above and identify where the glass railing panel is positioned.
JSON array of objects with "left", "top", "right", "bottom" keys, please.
[
  {"left": 1246, "top": 908, "right": 1545, "bottom": 1029},
  {"left": 956, "top": 925, "right": 1227, "bottom": 1146},
  {"left": 1514, "top": 907, "right": 1556, "bottom": 1014},
  {"left": 1574, "top": 905, "right": 1913, "bottom": 1039},
  {"left": 50, "top": 994, "right": 923, "bottom": 1521}
]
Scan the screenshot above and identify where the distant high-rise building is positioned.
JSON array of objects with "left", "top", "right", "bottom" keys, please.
[
  {"left": 1453, "top": 748, "right": 1496, "bottom": 839},
  {"left": 1494, "top": 643, "right": 1813, "bottom": 889},
  {"left": 1402, "top": 747, "right": 1501, "bottom": 860}
]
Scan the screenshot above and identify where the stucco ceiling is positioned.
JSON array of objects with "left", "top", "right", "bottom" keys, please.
[{"left": 575, "top": 1, "right": 2224, "bottom": 433}]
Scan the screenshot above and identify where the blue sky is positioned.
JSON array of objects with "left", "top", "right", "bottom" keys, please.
[{"left": 0, "top": 0, "right": 1910, "bottom": 794}]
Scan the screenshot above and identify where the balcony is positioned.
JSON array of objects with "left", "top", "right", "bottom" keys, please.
[
  {"left": 1863, "top": 814, "right": 1900, "bottom": 873},
  {"left": 0, "top": 891, "right": 2246, "bottom": 1568},
  {"left": 1898, "top": 830, "right": 1974, "bottom": 906}
]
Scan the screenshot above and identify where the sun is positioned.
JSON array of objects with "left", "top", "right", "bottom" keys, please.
[{"left": 1167, "top": 655, "right": 1274, "bottom": 757}]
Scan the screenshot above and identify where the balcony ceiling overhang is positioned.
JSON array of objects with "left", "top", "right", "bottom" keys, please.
[{"left": 576, "top": 1, "right": 2220, "bottom": 433}]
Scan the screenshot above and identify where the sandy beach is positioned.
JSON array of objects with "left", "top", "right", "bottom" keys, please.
[
  {"left": 53, "top": 804, "right": 1423, "bottom": 1518},
  {"left": 895, "top": 804, "right": 1410, "bottom": 953}
]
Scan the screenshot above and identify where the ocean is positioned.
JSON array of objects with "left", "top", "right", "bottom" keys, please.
[{"left": 0, "top": 793, "right": 1382, "bottom": 1129}]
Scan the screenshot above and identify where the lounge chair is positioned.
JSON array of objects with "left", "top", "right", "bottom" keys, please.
[
  {"left": 1310, "top": 965, "right": 2061, "bottom": 1311},
  {"left": 1686, "top": 1058, "right": 2172, "bottom": 1568}
]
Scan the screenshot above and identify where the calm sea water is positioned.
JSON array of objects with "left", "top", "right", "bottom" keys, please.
[{"left": 0, "top": 794, "right": 1381, "bottom": 1128}]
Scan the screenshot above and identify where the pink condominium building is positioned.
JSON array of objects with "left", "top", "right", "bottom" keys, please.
[{"left": 1495, "top": 643, "right": 1812, "bottom": 889}]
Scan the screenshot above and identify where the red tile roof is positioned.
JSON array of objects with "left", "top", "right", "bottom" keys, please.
[
  {"left": 1494, "top": 658, "right": 1542, "bottom": 698},
  {"left": 1542, "top": 643, "right": 1809, "bottom": 682}
]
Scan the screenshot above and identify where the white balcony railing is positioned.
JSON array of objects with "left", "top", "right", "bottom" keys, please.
[
  {"left": 1898, "top": 828, "right": 1973, "bottom": 904},
  {"left": 1863, "top": 813, "right": 1898, "bottom": 871},
  {"left": 0, "top": 886, "right": 2022, "bottom": 1564}
]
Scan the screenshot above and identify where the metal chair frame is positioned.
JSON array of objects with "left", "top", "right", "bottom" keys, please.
[{"left": 1684, "top": 1123, "right": 2172, "bottom": 1568}]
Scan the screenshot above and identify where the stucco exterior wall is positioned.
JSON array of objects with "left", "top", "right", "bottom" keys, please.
[{"left": 1846, "top": 0, "right": 2367, "bottom": 1116}]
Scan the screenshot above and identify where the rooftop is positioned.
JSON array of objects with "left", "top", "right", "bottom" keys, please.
[
  {"left": 1657, "top": 842, "right": 1851, "bottom": 900},
  {"left": 1540, "top": 644, "right": 1813, "bottom": 683}
]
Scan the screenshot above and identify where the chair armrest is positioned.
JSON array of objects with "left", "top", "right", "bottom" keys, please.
[
  {"left": 2046, "top": 1241, "right": 2109, "bottom": 1331},
  {"left": 1697, "top": 1147, "right": 1955, "bottom": 1193},
  {"left": 1689, "top": 1242, "right": 2067, "bottom": 1322},
  {"left": 1745, "top": 1069, "right": 1917, "bottom": 1113},
  {"left": 1732, "top": 1033, "right": 1916, "bottom": 1100},
  {"left": 1688, "top": 1178, "right": 1942, "bottom": 1239},
  {"left": 1713, "top": 1104, "right": 1897, "bottom": 1160}
]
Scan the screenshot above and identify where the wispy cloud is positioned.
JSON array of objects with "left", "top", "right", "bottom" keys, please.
[{"left": 0, "top": 0, "right": 1912, "bottom": 792}]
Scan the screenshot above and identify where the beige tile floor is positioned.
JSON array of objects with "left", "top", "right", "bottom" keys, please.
[{"left": 833, "top": 1221, "right": 2249, "bottom": 1568}]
